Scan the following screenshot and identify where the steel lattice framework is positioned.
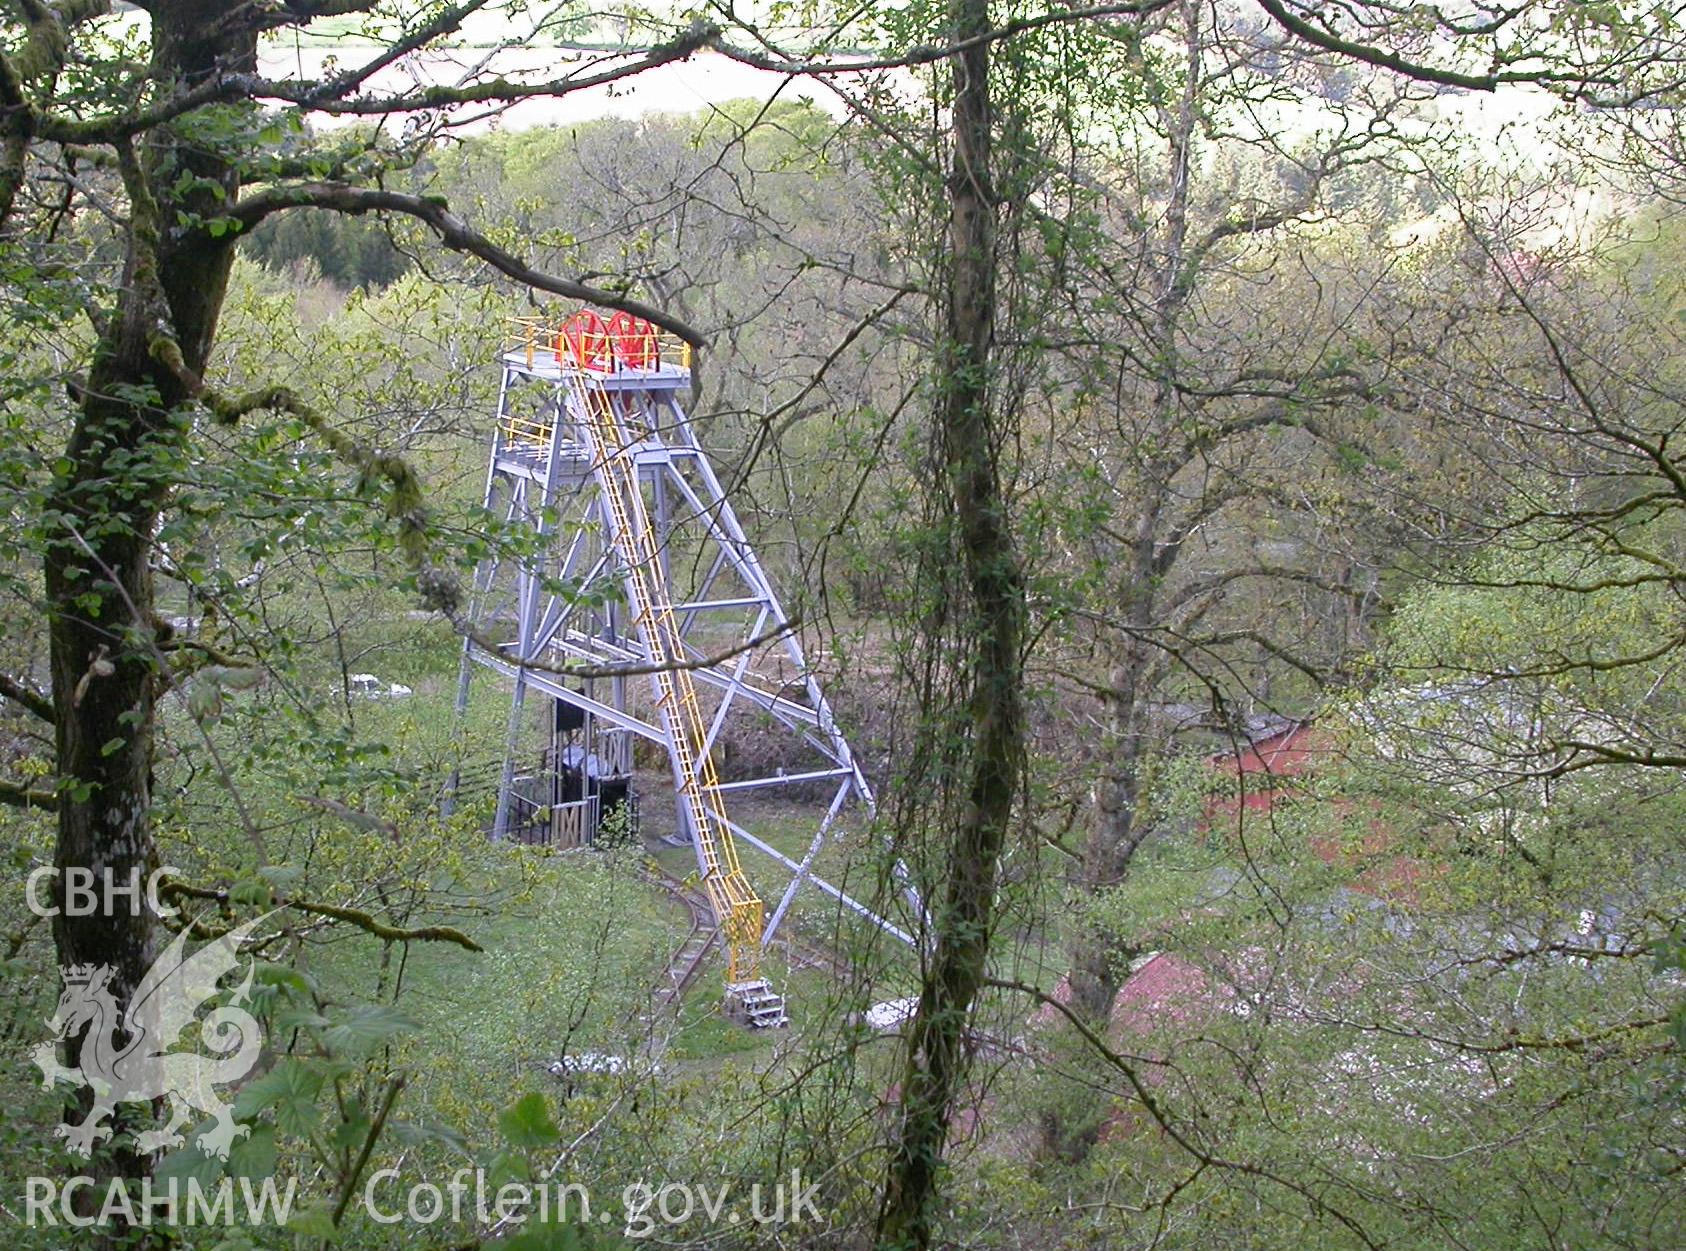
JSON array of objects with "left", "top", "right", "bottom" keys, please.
[{"left": 452, "top": 311, "right": 918, "bottom": 1023}]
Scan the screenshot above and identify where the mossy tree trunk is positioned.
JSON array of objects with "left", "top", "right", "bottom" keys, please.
[
  {"left": 41, "top": 3, "right": 254, "bottom": 1224},
  {"left": 875, "top": 1, "right": 1026, "bottom": 1245}
]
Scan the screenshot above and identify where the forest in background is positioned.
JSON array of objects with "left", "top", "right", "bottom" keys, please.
[{"left": 3, "top": 2, "right": 1686, "bottom": 1249}]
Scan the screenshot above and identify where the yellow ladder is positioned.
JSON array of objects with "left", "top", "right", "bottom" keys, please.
[{"left": 566, "top": 371, "right": 766, "bottom": 983}]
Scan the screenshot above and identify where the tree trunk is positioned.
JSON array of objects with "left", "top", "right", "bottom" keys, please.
[
  {"left": 1068, "top": 627, "right": 1155, "bottom": 1022},
  {"left": 875, "top": 2, "right": 1024, "bottom": 1247},
  {"left": 43, "top": 3, "right": 252, "bottom": 1229}
]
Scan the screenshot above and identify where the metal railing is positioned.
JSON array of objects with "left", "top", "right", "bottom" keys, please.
[
  {"left": 509, "top": 310, "right": 693, "bottom": 376},
  {"left": 501, "top": 310, "right": 691, "bottom": 450},
  {"left": 564, "top": 356, "right": 766, "bottom": 985},
  {"left": 500, "top": 408, "right": 554, "bottom": 447}
]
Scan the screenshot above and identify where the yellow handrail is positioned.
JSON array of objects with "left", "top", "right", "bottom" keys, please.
[
  {"left": 507, "top": 314, "right": 692, "bottom": 376},
  {"left": 561, "top": 353, "right": 764, "bottom": 984}
]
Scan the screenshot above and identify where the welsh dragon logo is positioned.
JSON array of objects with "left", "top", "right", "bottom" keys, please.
[{"left": 33, "top": 913, "right": 273, "bottom": 1160}]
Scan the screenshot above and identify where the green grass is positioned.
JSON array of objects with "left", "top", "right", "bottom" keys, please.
[{"left": 161, "top": 630, "right": 899, "bottom": 1086}]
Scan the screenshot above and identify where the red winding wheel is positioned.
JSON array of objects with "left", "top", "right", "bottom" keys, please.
[
  {"left": 607, "top": 310, "right": 660, "bottom": 369},
  {"left": 557, "top": 310, "right": 610, "bottom": 370}
]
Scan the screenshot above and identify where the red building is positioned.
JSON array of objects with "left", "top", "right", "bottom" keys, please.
[{"left": 1209, "top": 717, "right": 1327, "bottom": 811}]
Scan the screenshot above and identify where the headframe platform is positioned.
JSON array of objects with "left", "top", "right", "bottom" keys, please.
[{"left": 452, "top": 310, "right": 921, "bottom": 1024}]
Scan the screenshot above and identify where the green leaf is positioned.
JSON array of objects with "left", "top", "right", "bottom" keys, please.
[
  {"left": 226, "top": 1125, "right": 277, "bottom": 1181},
  {"left": 154, "top": 1138, "right": 226, "bottom": 1191},
  {"left": 390, "top": 1118, "right": 470, "bottom": 1156},
  {"left": 251, "top": 959, "right": 312, "bottom": 995},
  {"left": 330, "top": 1105, "right": 373, "bottom": 1153},
  {"left": 321, "top": 1002, "right": 415, "bottom": 1054},
  {"left": 185, "top": 678, "right": 223, "bottom": 722},
  {"left": 483, "top": 1146, "right": 530, "bottom": 1188},
  {"left": 284, "top": 1201, "right": 340, "bottom": 1241},
  {"left": 233, "top": 1058, "right": 322, "bottom": 1135},
  {"left": 273, "top": 1004, "right": 331, "bottom": 1032},
  {"left": 229, "top": 874, "right": 272, "bottom": 907},
  {"left": 497, "top": 1092, "right": 560, "bottom": 1150},
  {"left": 204, "top": 663, "right": 264, "bottom": 690},
  {"left": 258, "top": 863, "right": 303, "bottom": 889}
]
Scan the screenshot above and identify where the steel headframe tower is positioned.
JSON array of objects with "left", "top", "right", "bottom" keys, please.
[{"left": 454, "top": 308, "right": 919, "bottom": 1026}]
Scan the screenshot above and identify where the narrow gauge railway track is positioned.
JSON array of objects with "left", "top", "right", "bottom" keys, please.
[{"left": 638, "top": 861, "right": 851, "bottom": 1008}]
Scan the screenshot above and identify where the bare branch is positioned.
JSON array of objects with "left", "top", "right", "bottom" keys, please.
[
  {"left": 985, "top": 976, "right": 1383, "bottom": 1249},
  {"left": 224, "top": 185, "right": 705, "bottom": 345},
  {"left": 452, "top": 615, "right": 804, "bottom": 681},
  {"left": 714, "top": 1, "right": 1179, "bottom": 76},
  {"left": 32, "top": 20, "right": 722, "bottom": 145},
  {"left": 1252, "top": 0, "right": 1592, "bottom": 93},
  {"left": 158, "top": 879, "right": 483, "bottom": 952}
]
